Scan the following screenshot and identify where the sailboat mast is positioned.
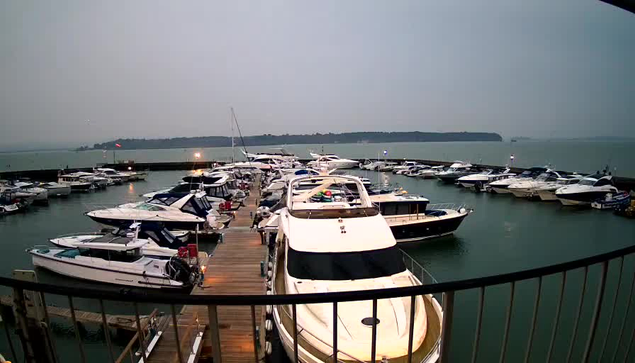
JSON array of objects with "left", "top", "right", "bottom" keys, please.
[{"left": 230, "top": 108, "right": 235, "bottom": 163}]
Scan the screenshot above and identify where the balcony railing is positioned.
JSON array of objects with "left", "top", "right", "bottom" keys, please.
[{"left": 1, "top": 243, "right": 635, "bottom": 362}]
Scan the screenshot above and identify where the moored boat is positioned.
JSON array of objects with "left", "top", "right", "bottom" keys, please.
[
  {"left": 269, "top": 175, "right": 442, "bottom": 362},
  {"left": 28, "top": 241, "right": 199, "bottom": 289}
]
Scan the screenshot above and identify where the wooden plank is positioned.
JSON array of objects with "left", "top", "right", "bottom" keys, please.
[{"left": 147, "top": 177, "right": 266, "bottom": 363}]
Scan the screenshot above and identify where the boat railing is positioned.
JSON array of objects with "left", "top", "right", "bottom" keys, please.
[
  {"left": 275, "top": 300, "right": 366, "bottom": 363},
  {"left": 4, "top": 242, "right": 635, "bottom": 363},
  {"left": 401, "top": 250, "right": 439, "bottom": 285}
]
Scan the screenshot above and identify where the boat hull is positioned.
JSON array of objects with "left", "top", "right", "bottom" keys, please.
[
  {"left": 556, "top": 191, "right": 613, "bottom": 206},
  {"left": 45, "top": 186, "right": 72, "bottom": 197},
  {"left": 386, "top": 212, "right": 468, "bottom": 243},
  {"left": 87, "top": 215, "right": 205, "bottom": 232},
  {"left": 537, "top": 189, "right": 558, "bottom": 201}
]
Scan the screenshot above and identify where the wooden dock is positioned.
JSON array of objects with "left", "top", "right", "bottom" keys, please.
[
  {"left": 148, "top": 180, "right": 266, "bottom": 363},
  {"left": 0, "top": 295, "right": 154, "bottom": 331}
]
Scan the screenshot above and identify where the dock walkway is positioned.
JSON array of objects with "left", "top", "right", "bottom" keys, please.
[{"left": 148, "top": 180, "right": 265, "bottom": 363}]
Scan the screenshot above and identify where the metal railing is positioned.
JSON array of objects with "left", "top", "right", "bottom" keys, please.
[{"left": 2, "top": 243, "right": 635, "bottom": 362}]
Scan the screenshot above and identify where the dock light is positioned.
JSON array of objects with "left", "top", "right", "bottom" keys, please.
[
  {"left": 127, "top": 166, "right": 132, "bottom": 171},
  {"left": 194, "top": 152, "right": 201, "bottom": 159},
  {"left": 200, "top": 265, "right": 207, "bottom": 274},
  {"left": 510, "top": 154, "right": 515, "bottom": 160}
]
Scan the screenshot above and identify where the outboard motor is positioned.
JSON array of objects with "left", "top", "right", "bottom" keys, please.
[{"left": 165, "top": 258, "right": 195, "bottom": 286}]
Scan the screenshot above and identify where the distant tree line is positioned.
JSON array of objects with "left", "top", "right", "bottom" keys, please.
[{"left": 90, "top": 131, "right": 502, "bottom": 150}]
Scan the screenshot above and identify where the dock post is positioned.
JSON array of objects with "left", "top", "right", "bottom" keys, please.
[{"left": 207, "top": 305, "right": 222, "bottom": 363}]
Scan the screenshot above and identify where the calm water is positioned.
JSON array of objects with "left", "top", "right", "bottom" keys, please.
[
  {"left": 2, "top": 140, "right": 635, "bottom": 177},
  {"left": 0, "top": 168, "right": 634, "bottom": 361}
]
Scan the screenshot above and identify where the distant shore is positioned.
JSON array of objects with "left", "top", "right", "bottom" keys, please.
[{"left": 84, "top": 131, "right": 503, "bottom": 151}]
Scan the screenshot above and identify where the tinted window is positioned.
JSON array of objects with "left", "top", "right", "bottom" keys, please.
[
  {"left": 594, "top": 179, "right": 612, "bottom": 187},
  {"left": 287, "top": 246, "right": 406, "bottom": 280},
  {"left": 381, "top": 202, "right": 397, "bottom": 216},
  {"left": 396, "top": 203, "right": 410, "bottom": 215}
]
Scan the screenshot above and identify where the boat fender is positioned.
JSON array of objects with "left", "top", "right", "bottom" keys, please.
[
  {"left": 266, "top": 305, "right": 273, "bottom": 315},
  {"left": 265, "top": 341, "right": 272, "bottom": 356},
  {"left": 267, "top": 270, "right": 273, "bottom": 279},
  {"left": 266, "top": 290, "right": 273, "bottom": 296},
  {"left": 459, "top": 208, "right": 466, "bottom": 214},
  {"left": 268, "top": 262, "right": 273, "bottom": 270},
  {"left": 265, "top": 319, "right": 273, "bottom": 332},
  {"left": 266, "top": 280, "right": 272, "bottom": 289}
]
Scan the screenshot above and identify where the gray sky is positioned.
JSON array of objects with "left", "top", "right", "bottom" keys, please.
[{"left": 1, "top": 0, "right": 634, "bottom": 150}]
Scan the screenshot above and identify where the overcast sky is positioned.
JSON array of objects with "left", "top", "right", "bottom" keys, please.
[{"left": 1, "top": 1, "right": 634, "bottom": 149}]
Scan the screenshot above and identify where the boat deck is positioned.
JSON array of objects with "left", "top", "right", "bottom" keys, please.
[
  {"left": 274, "top": 247, "right": 441, "bottom": 363},
  {"left": 147, "top": 180, "right": 265, "bottom": 363}
]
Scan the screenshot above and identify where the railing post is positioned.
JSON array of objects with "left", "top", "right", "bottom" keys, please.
[
  {"left": 12, "top": 287, "right": 36, "bottom": 363},
  {"left": 133, "top": 303, "right": 147, "bottom": 363},
  {"left": 439, "top": 291, "right": 455, "bottom": 363},
  {"left": 611, "top": 267, "right": 635, "bottom": 363},
  {"left": 332, "top": 302, "right": 338, "bottom": 363},
  {"left": 546, "top": 272, "right": 567, "bottom": 363},
  {"left": 499, "top": 282, "right": 516, "bottom": 363},
  {"left": 599, "top": 257, "right": 624, "bottom": 361},
  {"left": 207, "top": 305, "right": 222, "bottom": 363},
  {"left": 566, "top": 266, "right": 589, "bottom": 363},
  {"left": 471, "top": 287, "right": 485, "bottom": 363},
  {"left": 251, "top": 305, "right": 259, "bottom": 363},
  {"left": 581, "top": 261, "right": 609, "bottom": 362},
  {"left": 371, "top": 298, "right": 378, "bottom": 363},
  {"left": 170, "top": 304, "right": 184, "bottom": 363},
  {"left": 407, "top": 295, "right": 416, "bottom": 363},
  {"left": 524, "top": 276, "right": 543, "bottom": 363},
  {"left": 292, "top": 304, "right": 299, "bottom": 363}
]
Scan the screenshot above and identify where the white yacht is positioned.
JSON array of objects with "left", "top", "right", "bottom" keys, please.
[
  {"left": 488, "top": 167, "right": 548, "bottom": 194},
  {"left": 86, "top": 191, "right": 226, "bottom": 232},
  {"left": 39, "top": 182, "right": 71, "bottom": 198},
  {"left": 74, "top": 171, "right": 109, "bottom": 189},
  {"left": 12, "top": 181, "right": 48, "bottom": 204},
  {"left": 507, "top": 169, "right": 564, "bottom": 198},
  {"left": 28, "top": 241, "right": 198, "bottom": 289},
  {"left": 457, "top": 168, "right": 515, "bottom": 189},
  {"left": 270, "top": 175, "right": 442, "bottom": 363},
  {"left": 417, "top": 165, "right": 445, "bottom": 179},
  {"left": 555, "top": 174, "right": 620, "bottom": 206},
  {"left": 307, "top": 154, "right": 359, "bottom": 170},
  {"left": 371, "top": 192, "right": 471, "bottom": 243},
  {"left": 436, "top": 161, "right": 474, "bottom": 184},
  {"left": 392, "top": 161, "right": 420, "bottom": 174},
  {"left": 95, "top": 168, "right": 130, "bottom": 183},
  {"left": 359, "top": 159, "right": 386, "bottom": 171},
  {"left": 535, "top": 175, "right": 583, "bottom": 201},
  {"left": 58, "top": 173, "right": 94, "bottom": 192}
]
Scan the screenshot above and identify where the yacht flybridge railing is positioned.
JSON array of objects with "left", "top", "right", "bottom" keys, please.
[{"left": 3, "top": 244, "right": 635, "bottom": 362}]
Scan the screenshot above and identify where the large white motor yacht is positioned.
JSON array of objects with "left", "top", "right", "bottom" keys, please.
[
  {"left": 488, "top": 167, "right": 547, "bottom": 194},
  {"left": 270, "top": 175, "right": 442, "bottom": 363},
  {"left": 307, "top": 154, "right": 359, "bottom": 170},
  {"left": 555, "top": 174, "right": 620, "bottom": 206},
  {"left": 507, "top": 169, "right": 564, "bottom": 198},
  {"left": 457, "top": 168, "right": 515, "bottom": 189},
  {"left": 86, "top": 191, "right": 226, "bottom": 232},
  {"left": 535, "top": 175, "right": 583, "bottom": 201}
]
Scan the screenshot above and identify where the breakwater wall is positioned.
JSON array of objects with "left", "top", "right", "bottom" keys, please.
[{"left": 1, "top": 159, "right": 634, "bottom": 191}]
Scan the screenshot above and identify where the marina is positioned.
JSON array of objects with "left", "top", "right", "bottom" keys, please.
[{"left": 0, "top": 148, "right": 634, "bottom": 362}]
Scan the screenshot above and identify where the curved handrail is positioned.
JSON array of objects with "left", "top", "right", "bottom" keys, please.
[{"left": 4, "top": 243, "right": 635, "bottom": 305}]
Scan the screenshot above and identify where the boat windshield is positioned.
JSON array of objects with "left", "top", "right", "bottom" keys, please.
[
  {"left": 579, "top": 179, "right": 596, "bottom": 186},
  {"left": 287, "top": 246, "right": 406, "bottom": 280},
  {"left": 135, "top": 203, "right": 166, "bottom": 211}
]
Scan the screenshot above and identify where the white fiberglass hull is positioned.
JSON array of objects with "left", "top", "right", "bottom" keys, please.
[
  {"left": 45, "top": 185, "right": 72, "bottom": 197},
  {"left": 508, "top": 188, "right": 534, "bottom": 198},
  {"left": 537, "top": 189, "right": 558, "bottom": 201},
  {"left": 30, "top": 249, "right": 184, "bottom": 289}
]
